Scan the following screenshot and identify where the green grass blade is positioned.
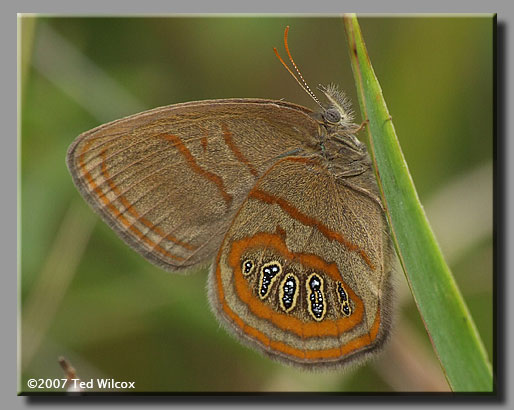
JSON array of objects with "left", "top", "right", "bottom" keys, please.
[{"left": 343, "top": 14, "right": 493, "bottom": 392}]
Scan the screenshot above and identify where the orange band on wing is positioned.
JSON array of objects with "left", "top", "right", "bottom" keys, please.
[
  {"left": 228, "top": 232, "right": 363, "bottom": 337},
  {"left": 216, "top": 252, "right": 382, "bottom": 360},
  {"left": 250, "top": 188, "right": 375, "bottom": 270},
  {"left": 99, "top": 152, "right": 196, "bottom": 252},
  {"left": 78, "top": 141, "right": 191, "bottom": 261},
  {"left": 159, "top": 133, "right": 233, "bottom": 205},
  {"left": 200, "top": 136, "right": 208, "bottom": 152},
  {"left": 221, "top": 123, "right": 259, "bottom": 177},
  {"left": 267, "top": 308, "right": 381, "bottom": 360},
  {"left": 214, "top": 155, "right": 382, "bottom": 360}
]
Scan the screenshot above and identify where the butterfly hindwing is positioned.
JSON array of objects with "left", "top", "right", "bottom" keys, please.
[{"left": 209, "top": 156, "right": 392, "bottom": 367}]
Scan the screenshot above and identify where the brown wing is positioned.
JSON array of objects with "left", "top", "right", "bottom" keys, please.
[
  {"left": 66, "top": 99, "right": 319, "bottom": 271},
  {"left": 209, "top": 156, "right": 393, "bottom": 367}
]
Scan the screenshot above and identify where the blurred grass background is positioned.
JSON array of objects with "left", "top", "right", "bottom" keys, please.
[{"left": 19, "top": 15, "right": 493, "bottom": 393}]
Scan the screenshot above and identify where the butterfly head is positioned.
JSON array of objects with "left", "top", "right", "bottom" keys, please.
[{"left": 318, "top": 84, "right": 355, "bottom": 130}]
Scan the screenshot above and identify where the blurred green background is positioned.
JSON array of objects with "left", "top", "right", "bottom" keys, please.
[{"left": 19, "top": 15, "right": 493, "bottom": 393}]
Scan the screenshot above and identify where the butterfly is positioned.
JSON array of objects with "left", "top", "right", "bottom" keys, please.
[{"left": 66, "top": 27, "right": 393, "bottom": 369}]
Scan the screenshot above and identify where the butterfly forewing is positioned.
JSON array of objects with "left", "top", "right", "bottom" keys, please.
[{"left": 67, "top": 99, "right": 320, "bottom": 271}]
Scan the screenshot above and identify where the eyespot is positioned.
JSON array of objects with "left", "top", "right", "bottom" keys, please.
[
  {"left": 279, "top": 273, "right": 299, "bottom": 312},
  {"left": 306, "top": 273, "right": 326, "bottom": 321},
  {"left": 258, "top": 261, "right": 282, "bottom": 299},
  {"left": 242, "top": 259, "right": 255, "bottom": 276},
  {"left": 323, "top": 108, "right": 341, "bottom": 124},
  {"left": 337, "top": 282, "right": 352, "bottom": 317}
]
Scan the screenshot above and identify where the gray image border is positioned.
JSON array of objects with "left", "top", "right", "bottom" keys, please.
[{"left": 10, "top": 1, "right": 512, "bottom": 409}]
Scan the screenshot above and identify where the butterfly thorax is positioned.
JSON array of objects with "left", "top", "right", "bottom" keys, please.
[{"left": 310, "top": 84, "right": 372, "bottom": 179}]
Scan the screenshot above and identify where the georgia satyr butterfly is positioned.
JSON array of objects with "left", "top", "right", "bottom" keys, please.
[{"left": 66, "top": 27, "right": 394, "bottom": 369}]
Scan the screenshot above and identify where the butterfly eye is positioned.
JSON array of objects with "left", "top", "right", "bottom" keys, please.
[{"left": 323, "top": 108, "right": 341, "bottom": 124}]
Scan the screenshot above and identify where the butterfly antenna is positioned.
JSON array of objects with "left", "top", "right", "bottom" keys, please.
[{"left": 273, "top": 26, "right": 323, "bottom": 109}]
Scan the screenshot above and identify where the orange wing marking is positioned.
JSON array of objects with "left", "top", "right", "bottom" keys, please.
[
  {"left": 77, "top": 141, "right": 193, "bottom": 260},
  {"left": 221, "top": 122, "right": 259, "bottom": 177},
  {"left": 159, "top": 133, "right": 233, "bottom": 205},
  {"left": 250, "top": 189, "right": 375, "bottom": 270},
  {"left": 228, "top": 232, "right": 364, "bottom": 338},
  {"left": 215, "top": 245, "right": 382, "bottom": 361}
]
